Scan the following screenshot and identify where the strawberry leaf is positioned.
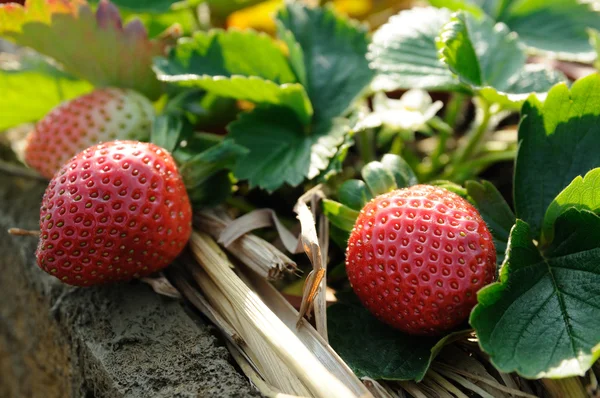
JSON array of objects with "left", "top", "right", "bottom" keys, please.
[
  {"left": 368, "top": 7, "right": 462, "bottom": 93},
  {"left": 501, "top": 0, "right": 600, "bottom": 62},
  {"left": 0, "top": 0, "right": 175, "bottom": 100},
  {"left": 437, "top": 11, "right": 567, "bottom": 109},
  {"left": 514, "top": 73, "right": 600, "bottom": 239},
  {"left": 277, "top": 3, "right": 373, "bottom": 124},
  {"left": 471, "top": 216, "right": 600, "bottom": 378},
  {"left": 433, "top": 0, "right": 600, "bottom": 62},
  {"left": 322, "top": 199, "right": 359, "bottom": 232},
  {"left": 154, "top": 29, "right": 313, "bottom": 124},
  {"left": 541, "top": 168, "right": 600, "bottom": 246},
  {"left": 0, "top": 54, "right": 92, "bottom": 130},
  {"left": 338, "top": 179, "right": 372, "bottom": 211},
  {"left": 329, "top": 301, "right": 468, "bottom": 381},
  {"left": 465, "top": 180, "right": 515, "bottom": 265},
  {"left": 227, "top": 106, "right": 349, "bottom": 192},
  {"left": 179, "top": 139, "right": 247, "bottom": 207},
  {"left": 591, "top": 29, "right": 600, "bottom": 71}
]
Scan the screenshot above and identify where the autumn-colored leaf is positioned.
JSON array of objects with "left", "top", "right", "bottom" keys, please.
[{"left": 0, "top": 0, "right": 179, "bottom": 99}]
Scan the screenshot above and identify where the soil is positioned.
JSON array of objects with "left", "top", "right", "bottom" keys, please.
[{"left": 0, "top": 174, "right": 260, "bottom": 398}]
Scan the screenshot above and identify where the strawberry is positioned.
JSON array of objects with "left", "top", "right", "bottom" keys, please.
[
  {"left": 36, "top": 140, "right": 192, "bottom": 286},
  {"left": 345, "top": 185, "right": 496, "bottom": 336},
  {"left": 25, "top": 88, "right": 154, "bottom": 179}
]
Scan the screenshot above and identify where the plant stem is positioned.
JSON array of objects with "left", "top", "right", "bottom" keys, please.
[
  {"left": 444, "top": 99, "right": 493, "bottom": 179},
  {"left": 443, "top": 93, "right": 467, "bottom": 127},
  {"left": 390, "top": 134, "right": 403, "bottom": 155},
  {"left": 451, "top": 149, "right": 516, "bottom": 182},
  {"left": 356, "top": 128, "right": 375, "bottom": 165},
  {"left": 428, "top": 117, "right": 453, "bottom": 172}
]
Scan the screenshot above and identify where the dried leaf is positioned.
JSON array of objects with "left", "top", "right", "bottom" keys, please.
[
  {"left": 140, "top": 274, "right": 181, "bottom": 299},
  {"left": 219, "top": 208, "right": 302, "bottom": 253},
  {"left": 196, "top": 209, "right": 298, "bottom": 280},
  {"left": 188, "top": 231, "right": 358, "bottom": 398}
]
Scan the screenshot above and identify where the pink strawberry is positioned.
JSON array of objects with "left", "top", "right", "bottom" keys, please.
[
  {"left": 346, "top": 185, "right": 496, "bottom": 336},
  {"left": 36, "top": 140, "right": 192, "bottom": 286},
  {"left": 25, "top": 88, "right": 154, "bottom": 179}
]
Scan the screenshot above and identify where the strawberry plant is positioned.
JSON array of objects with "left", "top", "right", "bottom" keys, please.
[{"left": 3, "top": 0, "right": 600, "bottom": 396}]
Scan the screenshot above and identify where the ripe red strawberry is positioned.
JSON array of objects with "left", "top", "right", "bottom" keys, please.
[
  {"left": 36, "top": 140, "right": 192, "bottom": 286},
  {"left": 25, "top": 88, "right": 154, "bottom": 179},
  {"left": 346, "top": 185, "right": 496, "bottom": 336}
]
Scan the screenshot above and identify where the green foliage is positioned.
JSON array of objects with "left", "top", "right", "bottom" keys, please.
[
  {"left": 151, "top": 115, "right": 180, "bottom": 153},
  {"left": 0, "top": 56, "right": 92, "bottom": 131},
  {"left": 329, "top": 301, "right": 468, "bottom": 381},
  {"left": 1, "top": 1, "right": 172, "bottom": 100},
  {"left": 277, "top": 3, "right": 373, "bottom": 124},
  {"left": 471, "top": 218, "right": 600, "bottom": 378},
  {"left": 431, "top": 0, "right": 600, "bottom": 62},
  {"left": 322, "top": 199, "right": 359, "bottom": 232},
  {"left": 514, "top": 74, "right": 600, "bottom": 238},
  {"left": 542, "top": 168, "right": 600, "bottom": 245},
  {"left": 227, "top": 106, "right": 349, "bottom": 192},
  {"left": 338, "top": 179, "right": 372, "bottom": 211},
  {"left": 437, "top": 11, "right": 566, "bottom": 109},
  {"left": 465, "top": 180, "right": 515, "bottom": 265},
  {"left": 89, "top": 0, "right": 178, "bottom": 13},
  {"left": 154, "top": 29, "right": 313, "bottom": 124},
  {"left": 179, "top": 139, "right": 247, "bottom": 206},
  {"left": 368, "top": 7, "right": 462, "bottom": 92}
]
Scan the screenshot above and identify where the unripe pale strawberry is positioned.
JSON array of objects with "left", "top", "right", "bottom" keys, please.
[
  {"left": 36, "top": 141, "right": 192, "bottom": 286},
  {"left": 25, "top": 88, "right": 154, "bottom": 179},
  {"left": 346, "top": 185, "right": 496, "bottom": 336}
]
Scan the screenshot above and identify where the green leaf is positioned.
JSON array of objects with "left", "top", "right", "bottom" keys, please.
[
  {"left": 591, "top": 29, "right": 600, "bottom": 71},
  {"left": 89, "top": 0, "right": 177, "bottom": 13},
  {"left": 437, "top": 11, "right": 566, "bottom": 109},
  {"left": 179, "top": 139, "right": 247, "bottom": 193},
  {"left": 338, "top": 179, "right": 373, "bottom": 211},
  {"left": 154, "top": 29, "right": 313, "bottom": 124},
  {"left": 0, "top": 56, "right": 92, "bottom": 131},
  {"left": 380, "top": 154, "right": 418, "bottom": 188},
  {"left": 322, "top": 199, "right": 359, "bottom": 232},
  {"left": 369, "top": 7, "right": 463, "bottom": 92},
  {"left": 276, "top": 20, "right": 307, "bottom": 87},
  {"left": 428, "top": 0, "right": 486, "bottom": 18},
  {"left": 542, "top": 168, "right": 600, "bottom": 245},
  {"left": 206, "top": 0, "right": 266, "bottom": 19},
  {"left": 151, "top": 114, "right": 183, "bottom": 153},
  {"left": 328, "top": 302, "right": 468, "bottom": 381},
  {"left": 429, "top": 180, "right": 469, "bottom": 198},
  {"left": 228, "top": 106, "right": 348, "bottom": 192},
  {"left": 1, "top": 1, "right": 172, "bottom": 100},
  {"left": 361, "top": 161, "right": 397, "bottom": 197},
  {"left": 471, "top": 217, "right": 600, "bottom": 378},
  {"left": 477, "top": 65, "right": 567, "bottom": 109},
  {"left": 514, "top": 73, "right": 600, "bottom": 238},
  {"left": 465, "top": 180, "right": 515, "bottom": 264},
  {"left": 432, "top": 0, "right": 600, "bottom": 62},
  {"left": 277, "top": 3, "right": 373, "bottom": 124},
  {"left": 501, "top": 0, "right": 600, "bottom": 62}
]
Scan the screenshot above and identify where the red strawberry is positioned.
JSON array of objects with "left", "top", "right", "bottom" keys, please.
[
  {"left": 25, "top": 88, "right": 154, "bottom": 179},
  {"left": 345, "top": 185, "right": 496, "bottom": 336},
  {"left": 36, "top": 140, "right": 192, "bottom": 286}
]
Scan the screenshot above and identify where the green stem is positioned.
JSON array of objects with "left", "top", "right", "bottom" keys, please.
[
  {"left": 390, "top": 134, "right": 403, "bottom": 155},
  {"left": 356, "top": 128, "right": 376, "bottom": 165},
  {"left": 451, "top": 150, "right": 516, "bottom": 182},
  {"left": 444, "top": 100, "right": 493, "bottom": 179},
  {"left": 443, "top": 93, "right": 467, "bottom": 127},
  {"left": 428, "top": 117, "right": 453, "bottom": 172}
]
